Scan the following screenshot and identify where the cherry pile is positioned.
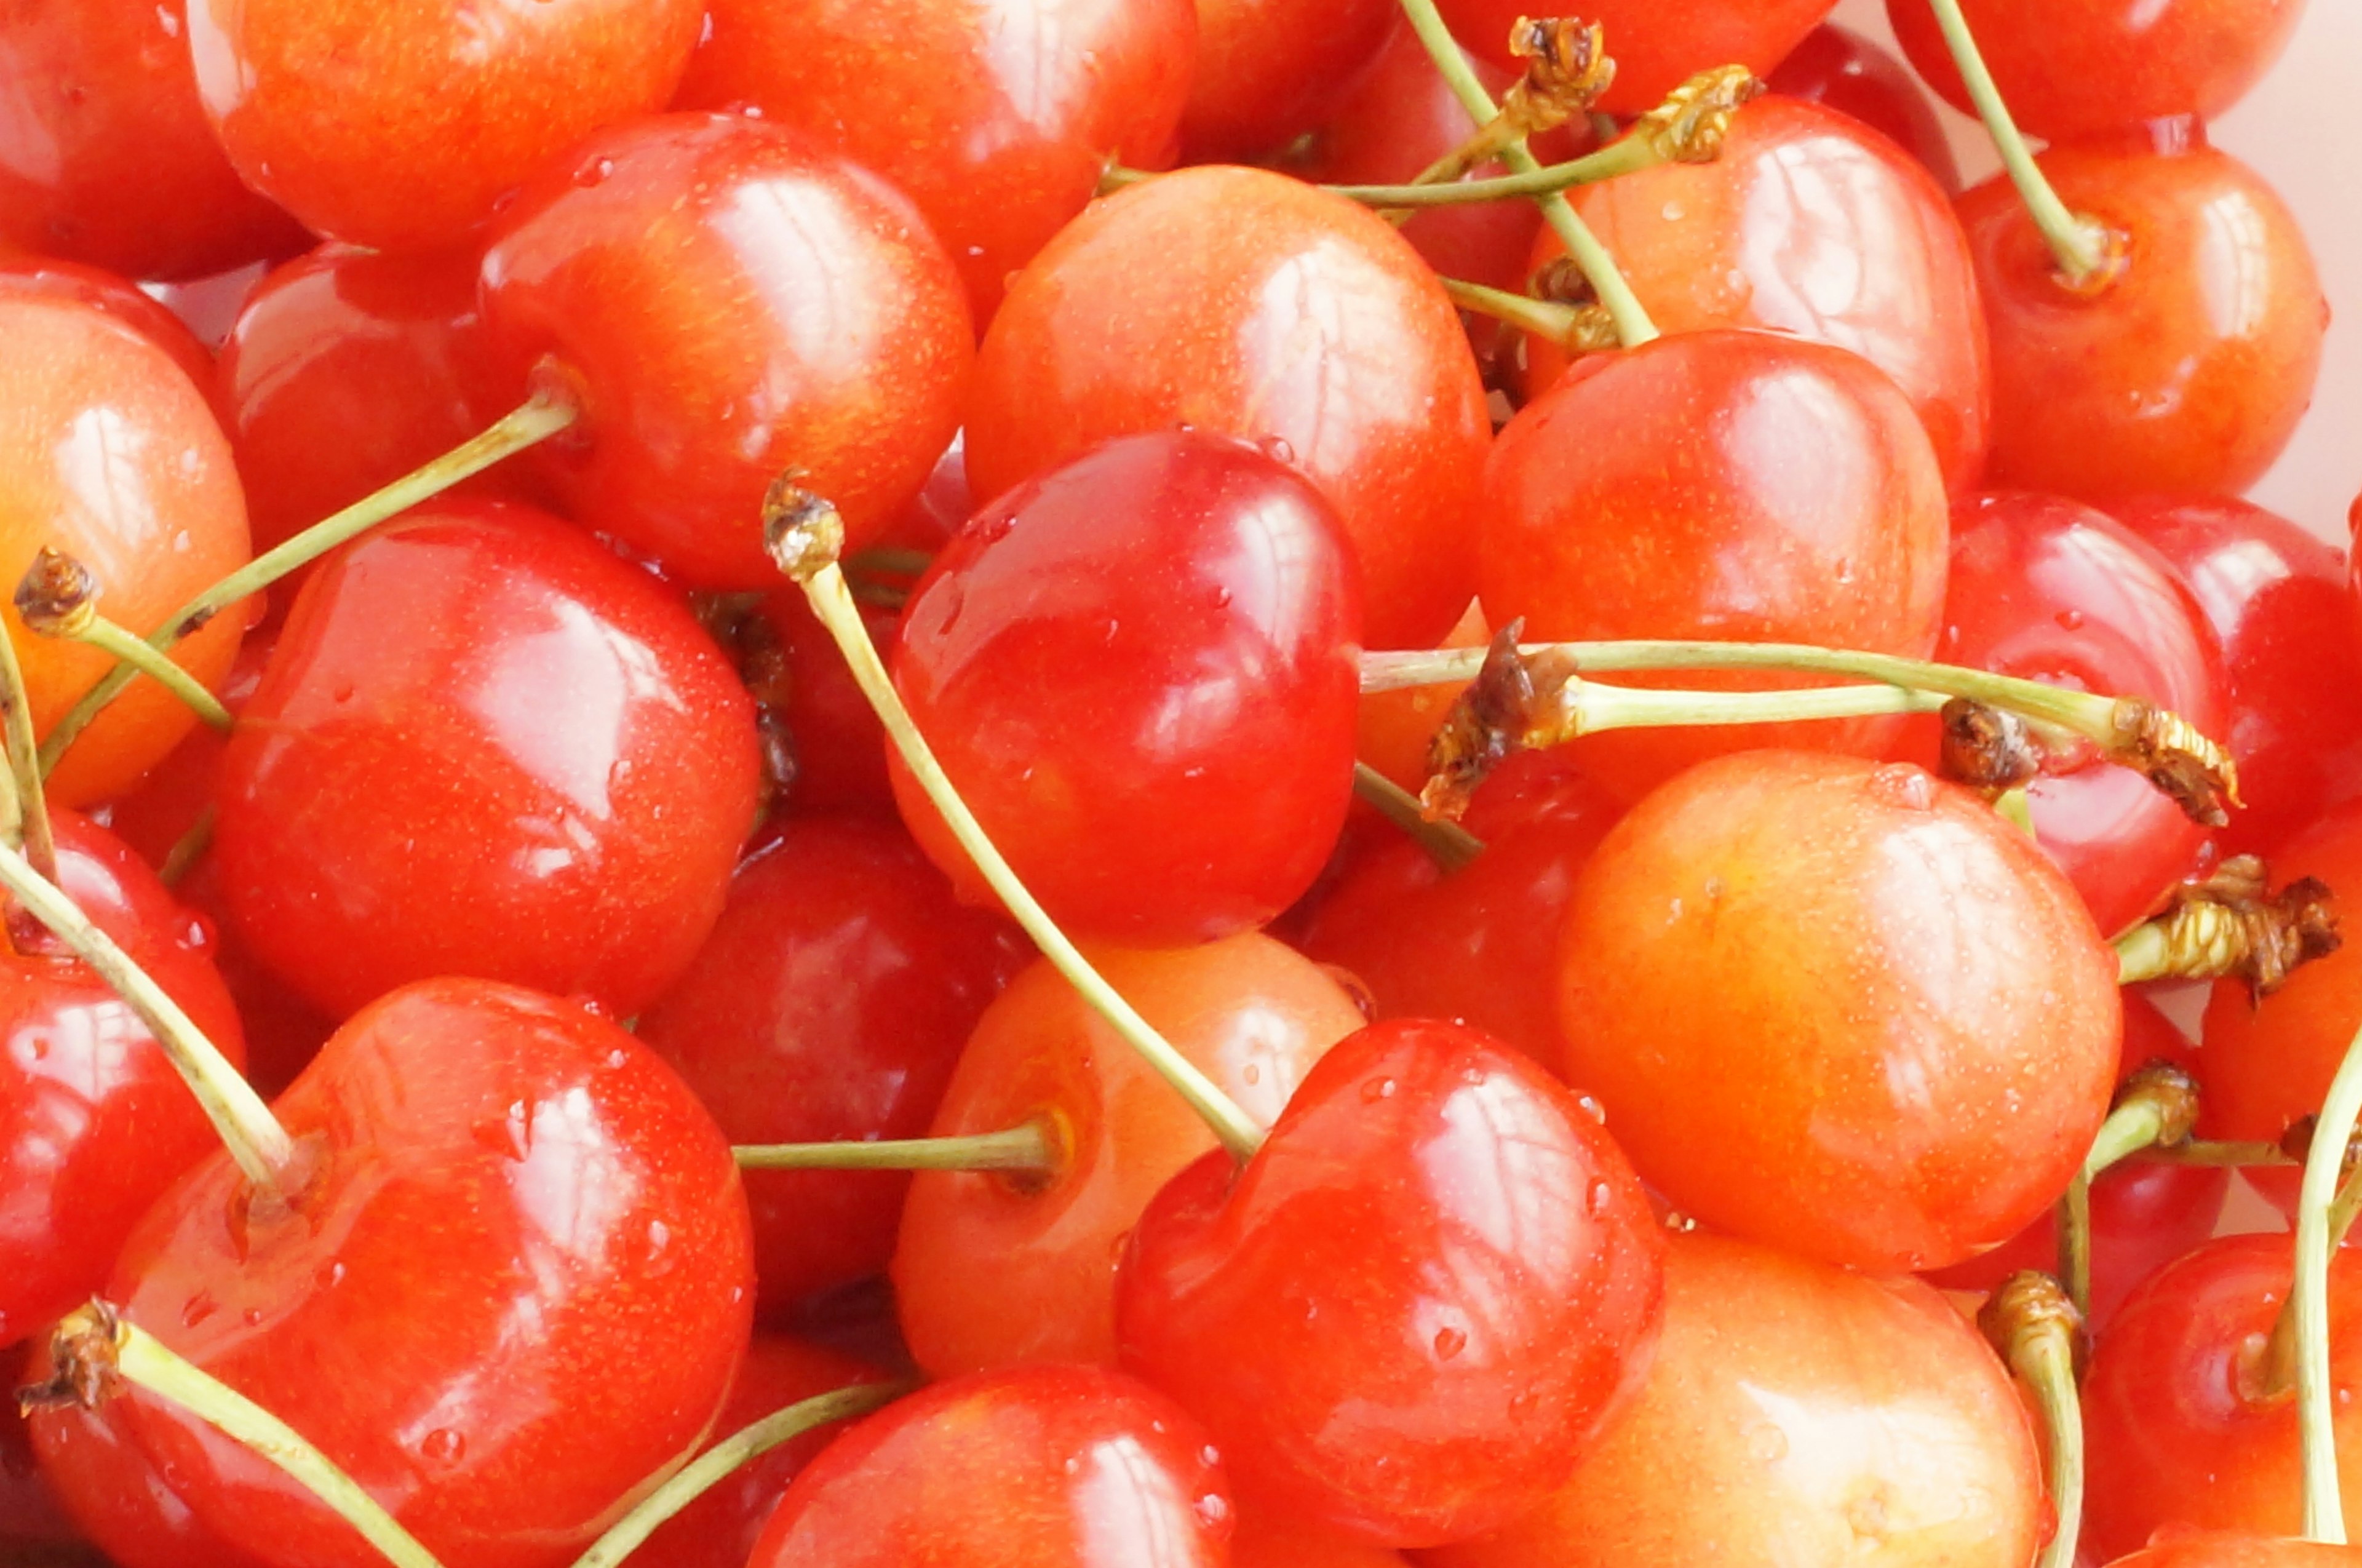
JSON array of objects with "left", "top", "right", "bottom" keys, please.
[{"left": 2, "top": 1, "right": 2361, "bottom": 1566}]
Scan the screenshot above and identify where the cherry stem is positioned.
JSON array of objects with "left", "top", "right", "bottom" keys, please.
[
  {"left": 1978, "top": 1273, "right": 2085, "bottom": 1568},
  {"left": 765, "top": 484, "right": 1266, "bottom": 1162},
  {"left": 1353, "top": 762, "right": 1485, "bottom": 872},
  {"left": 1394, "top": 0, "right": 1660, "bottom": 346},
  {"left": 567, "top": 1380, "right": 908, "bottom": 1568},
  {"left": 0, "top": 618, "right": 56, "bottom": 884},
  {"left": 1548, "top": 678, "right": 1946, "bottom": 734},
  {"left": 33, "top": 1302, "right": 442, "bottom": 1568},
  {"left": 2293, "top": 1019, "right": 2362, "bottom": 1541},
  {"left": 1332, "top": 134, "right": 1661, "bottom": 209},
  {"left": 2133, "top": 1138, "right": 2292, "bottom": 1168},
  {"left": 733, "top": 1121, "right": 1059, "bottom": 1176},
  {"left": 0, "top": 838, "right": 293, "bottom": 1195},
  {"left": 75, "top": 616, "right": 235, "bottom": 731},
  {"left": 38, "top": 389, "right": 579, "bottom": 779},
  {"left": 1921, "top": 0, "right": 2116, "bottom": 285},
  {"left": 2060, "top": 1064, "right": 2200, "bottom": 1316},
  {"left": 159, "top": 806, "right": 215, "bottom": 889}
]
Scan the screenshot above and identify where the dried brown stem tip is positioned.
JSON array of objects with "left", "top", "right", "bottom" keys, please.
[
  {"left": 2108, "top": 696, "right": 2241, "bottom": 826},
  {"left": 1421, "top": 621, "right": 1547, "bottom": 820},
  {"left": 2120, "top": 855, "right": 2340, "bottom": 1000},
  {"left": 1501, "top": 17, "right": 1616, "bottom": 137},
  {"left": 761, "top": 479, "right": 846, "bottom": 585},
  {"left": 1938, "top": 698, "right": 2044, "bottom": 795},
  {"left": 2112, "top": 1061, "right": 2202, "bottom": 1150},
  {"left": 14, "top": 547, "right": 100, "bottom": 640},
  {"left": 15, "top": 1300, "right": 124, "bottom": 1415},
  {"left": 1977, "top": 1270, "right": 2086, "bottom": 1374},
  {"left": 1631, "top": 63, "right": 1766, "bottom": 164}
]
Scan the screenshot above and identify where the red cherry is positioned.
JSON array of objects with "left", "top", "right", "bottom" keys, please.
[
  {"left": 747, "top": 1364, "right": 1232, "bottom": 1567},
  {"left": 1481, "top": 330, "right": 1949, "bottom": 804},
  {"left": 637, "top": 816, "right": 1028, "bottom": 1315},
  {"left": 890, "top": 430, "right": 1361, "bottom": 947},
  {"left": 103, "top": 977, "right": 754, "bottom": 1568},
  {"left": 1425, "top": 1233, "right": 2044, "bottom": 1567},
  {"left": 1557, "top": 751, "right": 2121, "bottom": 1273},
  {"left": 1117, "top": 1017, "right": 1664, "bottom": 1547},
  {"left": 0, "top": 1347, "right": 76, "bottom": 1551},
  {"left": 673, "top": 0, "right": 1196, "bottom": 321},
  {"left": 1434, "top": 0, "right": 1837, "bottom": 114},
  {"left": 2084, "top": 1233, "right": 2362, "bottom": 1555},
  {"left": 1960, "top": 132, "right": 2325, "bottom": 501},
  {"left": 1904, "top": 491, "right": 2227, "bottom": 937},
  {"left": 1887, "top": 0, "right": 2305, "bottom": 143},
  {"left": 893, "top": 936, "right": 1366, "bottom": 1378},
  {"left": 1766, "top": 23, "right": 1963, "bottom": 193},
  {"left": 1524, "top": 95, "right": 1989, "bottom": 491},
  {"left": 211, "top": 499, "right": 761, "bottom": 1020},
  {"left": 1180, "top": 0, "right": 1396, "bottom": 160},
  {"left": 1232, "top": 1507, "right": 1412, "bottom": 1567},
  {"left": 2106, "top": 1540, "right": 2362, "bottom": 1568},
  {"left": 479, "top": 112, "right": 972, "bottom": 588},
  {"left": 30, "top": 1379, "right": 271, "bottom": 1568},
  {"left": 0, "top": 258, "right": 221, "bottom": 412},
  {"left": 184, "top": 0, "right": 701, "bottom": 252},
  {"left": 0, "top": 0, "right": 306, "bottom": 279},
  {"left": 755, "top": 593, "right": 897, "bottom": 818},
  {"left": 965, "top": 164, "right": 1492, "bottom": 651},
  {"left": 2111, "top": 495, "right": 2362, "bottom": 859}
]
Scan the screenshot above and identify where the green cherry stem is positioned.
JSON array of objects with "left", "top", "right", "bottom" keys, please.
[
  {"left": 0, "top": 837, "right": 294, "bottom": 1194},
  {"left": 1439, "top": 277, "right": 1594, "bottom": 344},
  {"left": 1978, "top": 1273, "right": 2085, "bottom": 1568},
  {"left": 39, "top": 389, "right": 579, "bottom": 779},
  {"left": 1353, "top": 762, "right": 1485, "bottom": 872},
  {"left": 1394, "top": 0, "right": 1659, "bottom": 346},
  {"left": 733, "top": 1121, "right": 1059, "bottom": 1176},
  {"left": 2058, "top": 1064, "right": 2200, "bottom": 1317},
  {"left": 567, "top": 1380, "right": 909, "bottom": 1568},
  {"left": 765, "top": 482, "right": 1266, "bottom": 1162},
  {"left": 1922, "top": 0, "right": 2117, "bottom": 285},
  {"left": 2294, "top": 1020, "right": 2362, "bottom": 1542},
  {"left": 1330, "top": 133, "right": 1661, "bottom": 208},
  {"left": 0, "top": 612, "right": 56, "bottom": 884}
]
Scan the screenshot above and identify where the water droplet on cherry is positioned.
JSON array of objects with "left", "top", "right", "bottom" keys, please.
[
  {"left": 421, "top": 1428, "right": 466, "bottom": 1465},
  {"left": 1433, "top": 1326, "right": 1467, "bottom": 1361}
]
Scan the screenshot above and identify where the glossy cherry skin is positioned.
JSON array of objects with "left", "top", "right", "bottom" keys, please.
[
  {"left": 1436, "top": 0, "right": 1835, "bottom": 113},
  {"left": 29, "top": 1380, "right": 272, "bottom": 1568},
  {"left": 210, "top": 499, "right": 761, "bottom": 1020},
  {"left": 0, "top": 812, "right": 247, "bottom": 1348},
  {"left": 1767, "top": 23, "right": 1962, "bottom": 193},
  {"left": 0, "top": 0, "right": 305, "bottom": 279},
  {"left": 2112, "top": 495, "right": 2362, "bottom": 859},
  {"left": 891, "top": 431, "right": 1361, "bottom": 946},
  {"left": 1907, "top": 491, "right": 2227, "bottom": 937},
  {"left": 1232, "top": 1508, "right": 1410, "bottom": 1567},
  {"left": 1924, "top": 990, "right": 2229, "bottom": 1329},
  {"left": 185, "top": 0, "right": 700, "bottom": 252},
  {"left": 622, "top": 1335, "right": 885, "bottom": 1568},
  {"left": 1525, "top": 95, "right": 1989, "bottom": 491},
  {"left": 1426, "top": 1233, "right": 2044, "bottom": 1568},
  {"left": 1481, "top": 329, "right": 1949, "bottom": 805},
  {"left": 749, "top": 1364, "right": 1231, "bottom": 1568},
  {"left": 1181, "top": 0, "right": 1396, "bottom": 160},
  {"left": 755, "top": 592, "right": 897, "bottom": 817},
  {"left": 1961, "top": 133, "right": 2325, "bottom": 503},
  {"left": 637, "top": 816, "right": 1028, "bottom": 1315},
  {"left": 1557, "top": 752, "right": 2121, "bottom": 1273},
  {"left": 2107, "top": 1541, "right": 2362, "bottom": 1568},
  {"left": 674, "top": 0, "right": 1196, "bottom": 321},
  {"left": 893, "top": 935, "right": 1366, "bottom": 1378},
  {"left": 0, "top": 1347, "right": 75, "bottom": 1551},
  {"left": 966, "top": 165, "right": 1492, "bottom": 651},
  {"left": 106, "top": 978, "right": 754, "bottom": 1568},
  {"left": 479, "top": 112, "right": 972, "bottom": 588},
  {"left": 1888, "top": 0, "right": 2305, "bottom": 143},
  {"left": 2084, "top": 1234, "right": 2362, "bottom": 1556},
  {"left": 0, "top": 258, "right": 221, "bottom": 409},
  {"left": 1118, "top": 1018, "right": 1664, "bottom": 1547},
  {"left": 0, "top": 290, "right": 253, "bottom": 808}
]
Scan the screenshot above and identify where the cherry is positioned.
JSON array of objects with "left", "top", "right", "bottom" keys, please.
[
  {"left": 1425, "top": 1232, "right": 2044, "bottom": 1567},
  {"left": 0, "top": 258, "right": 221, "bottom": 412},
  {"left": 1116, "top": 1017, "right": 1664, "bottom": 1547},
  {"left": 210, "top": 498, "right": 761, "bottom": 1020},
  {"left": 747, "top": 1364, "right": 1231, "bottom": 1567},
  {"left": 1904, "top": 491, "right": 2227, "bottom": 937},
  {"left": 2110, "top": 495, "right": 2362, "bottom": 860},
  {"left": 1481, "top": 330, "right": 1949, "bottom": 804},
  {"left": 0, "top": 0, "right": 305, "bottom": 279},
  {"left": 889, "top": 430, "right": 1361, "bottom": 947},
  {"left": 2083, "top": 1233, "right": 2362, "bottom": 1556},
  {"left": 893, "top": 934, "right": 1366, "bottom": 1378},
  {"left": 1888, "top": 0, "right": 2307, "bottom": 143},
  {"left": 1232, "top": 1508, "right": 1412, "bottom": 1567},
  {"left": 98, "top": 977, "right": 754, "bottom": 1568},
  {"left": 754, "top": 593, "right": 897, "bottom": 818},
  {"left": 1767, "top": 23, "right": 1963, "bottom": 193},
  {"left": 636, "top": 816, "right": 1028, "bottom": 1315},
  {"left": 1180, "top": 0, "right": 1396, "bottom": 161},
  {"left": 1959, "top": 131, "right": 2326, "bottom": 502},
  {"left": 1353, "top": 600, "right": 1489, "bottom": 797},
  {"left": 964, "top": 164, "right": 1492, "bottom": 651},
  {"left": 0, "top": 290, "right": 252, "bottom": 808},
  {"left": 672, "top": 0, "right": 1196, "bottom": 321},
  {"left": 2107, "top": 1542, "right": 2362, "bottom": 1568},
  {"left": 1522, "top": 96, "right": 1987, "bottom": 490},
  {"left": 184, "top": 0, "right": 701, "bottom": 252},
  {"left": 478, "top": 111, "right": 972, "bottom": 589},
  {"left": 0, "top": 1347, "right": 74, "bottom": 1552},
  {"left": 1433, "top": 0, "right": 1836, "bottom": 114},
  {"left": 1557, "top": 750, "right": 2120, "bottom": 1273},
  {"left": 29, "top": 1373, "right": 271, "bottom": 1568}
]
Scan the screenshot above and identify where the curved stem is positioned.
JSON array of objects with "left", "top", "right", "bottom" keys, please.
[
  {"left": 0, "top": 621, "right": 55, "bottom": 883},
  {"left": 1979, "top": 1275, "right": 2085, "bottom": 1568},
  {"left": 733, "top": 1122, "right": 1057, "bottom": 1175},
  {"left": 568, "top": 1380, "right": 906, "bottom": 1568},
  {"left": 1923, "top": 0, "right": 2113, "bottom": 284},
  {"left": 1354, "top": 762, "right": 1484, "bottom": 872},
  {"left": 1565, "top": 680, "right": 1946, "bottom": 733},
  {"left": 1395, "top": 0, "right": 1658, "bottom": 346},
  {"left": 1441, "top": 277, "right": 1585, "bottom": 341},
  {"left": 39, "top": 392, "right": 578, "bottom": 779},
  {"left": 1331, "top": 135, "right": 1660, "bottom": 209},
  {"left": 0, "top": 839, "right": 293, "bottom": 1194},
  {"left": 2133, "top": 1138, "right": 2292, "bottom": 1168},
  {"left": 159, "top": 806, "right": 215, "bottom": 889},
  {"left": 70, "top": 617, "right": 234, "bottom": 732},
  {"left": 2295, "top": 1021, "right": 2362, "bottom": 1542},
  {"left": 2055, "top": 1065, "right": 2200, "bottom": 1318},
  {"left": 2057, "top": 1178, "right": 2094, "bottom": 1320}
]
